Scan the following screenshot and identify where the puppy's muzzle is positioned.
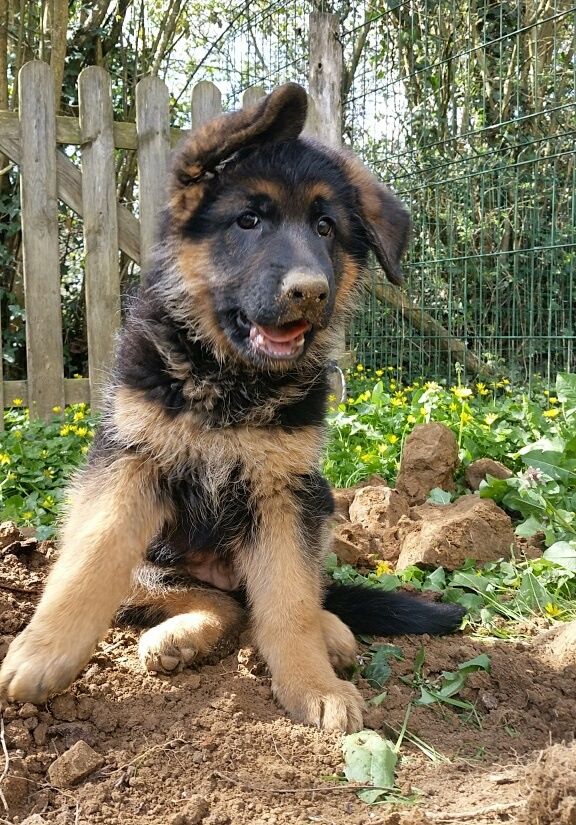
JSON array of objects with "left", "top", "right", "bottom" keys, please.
[{"left": 279, "top": 269, "right": 329, "bottom": 324}]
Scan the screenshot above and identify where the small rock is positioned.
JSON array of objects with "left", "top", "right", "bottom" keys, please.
[
  {"left": 396, "top": 423, "right": 459, "bottom": 504},
  {"left": 0, "top": 520, "right": 22, "bottom": 550},
  {"left": 5, "top": 719, "right": 31, "bottom": 748},
  {"left": 465, "top": 458, "right": 513, "bottom": 491},
  {"left": 397, "top": 495, "right": 515, "bottom": 570},
  {"left": 1, "top": 773, "right": 29, "bottom": 805},
  {"left": 331, "top": 521, "right": 381, "bottom": 566},
  {"left": 50, "top": 693, "right": 78, "bottom": 721},
  {"left": 33, "top": 722, "right": 49, "bottom": 746},
  {"left": 21, "top": 814, "right": 48, "bottom": 825},
  {"left": 47, "top": 740, "right": 105, "bottom": 788},
  {"left": 349, "top": 486, "right": 411, "bottom": 531},
  {"left": 170, "top": 795, "right": 210, "bottom": 825},
  {"left": 19, "top": 702, "right": 39, "bottom": 719}
]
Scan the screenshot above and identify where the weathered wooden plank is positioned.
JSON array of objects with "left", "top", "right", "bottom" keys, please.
[
  {"left": 0, "top": 133, "right": 141, "bottom": 264},
  {"left": 19, "top": 60, "right": 65, "bottom": 418},
  {"left": 242, "top": 86, "right": 265, "bottom": 108},
  {"left": 136, "top": 76, "right": 171, "bottom": 265},
  {"left": 3, "top": 378, "right": 91, "bottom": 407},
  {"left": 307, "top": 13, "right": 342, "bottom": 148},
  {"left": 0, "top": 110, "right": 184, "bottom": 149},
  {"left": 191, "top": 80, "right": 222, "bottom": 128},
  {"left": 308, "top": 13, "right": 346, "bottom": 361},
  {"left": 79, "top": 66, "right": 122, "bottom": 409}
]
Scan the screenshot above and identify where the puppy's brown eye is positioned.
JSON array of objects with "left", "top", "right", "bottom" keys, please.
[
  {"left": 316, "top": 217, "right": 334, "bottom": 237},
  {"left": 237, "top": 212, "right": 260, "bottom": 230}
]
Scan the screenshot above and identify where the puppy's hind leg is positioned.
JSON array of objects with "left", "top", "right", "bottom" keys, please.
[
  {"left": 118, "top": 583, "right": 244, "bottom": 674},
  {"left": 0, "top": 454, "right": 168, "bottom": 704}
]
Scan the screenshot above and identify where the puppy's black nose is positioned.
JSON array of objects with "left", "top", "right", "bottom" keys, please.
[{"left": 280, "top": 270, "right": 329, "bottom": 319}]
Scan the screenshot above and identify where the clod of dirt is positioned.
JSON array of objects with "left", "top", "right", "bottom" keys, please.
[
  {"left": 465, "top": 457, "right": 513, "bottom": 491},
  {"left": 170, "top": 795, "right": 210, "bottom": 824},
  {"left": 332, "top": 474, "right": 388, "bottom": 519},
  {"left": 50, "top": 692, "right": 78, "bottom": 721},
  {"left": 21, "top": 816, "right": 48, "bottom": 825},
  {"left": 395, "top": 423, "right": 459, "bottom": 504},
  {"left": 520, "top": 743, "right": 576, "bottom": 825},
  {"left": 0, "top": 520, "right": 22, "bottom": 550},
  {"left": 332, "top": 521, "right": 383, "bottom": 567},
  {"left": 396, "top": 495, "right": 514, "bottom": 570},
  {"left": 349, "top": 485, "right": 411, "bottom": 531},
  {"left": 47, "top": 739, "right": 105, "bottom": 788}
]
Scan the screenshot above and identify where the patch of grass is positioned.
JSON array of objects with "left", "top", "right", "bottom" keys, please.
[{"left": 0, "top": 402, "right": 97, "bottom": 539}]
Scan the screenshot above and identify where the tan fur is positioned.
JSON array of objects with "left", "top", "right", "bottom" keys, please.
[
  {"left": 0, "top": 456, "right": 169, "bottom": 703},
  {"left": 112, "top": 386, "right": 324, "bottom": 487},
  {"left": 132, "top": 588, "right": 244, "bottom": 673},
  {"left": 238, "top": 492, "right": 364, "bottom": 732}
]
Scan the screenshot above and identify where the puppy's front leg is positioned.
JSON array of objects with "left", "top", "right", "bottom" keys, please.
[
  {"left": 0, "top": 454, "right": 167, "bottom": 703},
  {"left": 241, "top": 493, "right": 364, "bottom": 732}
]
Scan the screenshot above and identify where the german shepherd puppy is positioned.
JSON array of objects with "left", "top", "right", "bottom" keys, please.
[{"left": 0, "top": 84, "right": 463, "bottom": 731}]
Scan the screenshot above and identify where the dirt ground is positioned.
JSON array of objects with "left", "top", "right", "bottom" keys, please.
[{"left": 1, "top": 539, "right": 576, "bottom": 825}]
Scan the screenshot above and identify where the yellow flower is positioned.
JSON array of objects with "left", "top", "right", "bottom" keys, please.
[
  {"left": 476, "top": 382, "right": 489, "bottom": 396},
  {"left": 449, "top": 402, "right": 458, "bottom": 412},
  {"left": 544, "top": 602, "right": 562, "bottom": 617},
  {"left": 356, "top": 364, "right": 364, "bottom": 372},
  {"left": 11, "top": 398, "right": 23, "bottom": 407},
  {"left": 81, "top": 445, "right": 89, "bottom": 454},
  {"left": 60, "top": 425, "right": 71, "bottom": 436},
  {"left": 375, "top": 560, "right": 394, "bottom": 577},
  {"left": 387, "top": 434, "right": 399, "bottom": 444},
  {"left": 6, "top": 472, "right": 16, "bottom": 481},
  {"left": 451, "top": 386, "right": 473, "bottom": 400},
  {"left": 52, "top": 406, "right": 62, "bottom": 414},
  {"left": 361, "top": 453, "right": 373, "bottom": 462},
  {"left": 43, "top": 469, "right": 53, "bottom": 478},
  {"left": 377, "top": 443, "right": 388, "bottom": 454},
  {"left": 461, "top": 411, "right": 473, "bottom": 424},
  {"left": 548, "top": 397, "right": 558, "bottom": 405},
  {"left": 391, "top": 397, "right": 404, "bottom": 407},
  {"left": 424, "top": 381, "right": 441, "bottom": 391},
  {"left": 0, "top": 453, "right": 11, "bottom": 465},
  {"left": 484, "top": 413, "right": 498, "bottom": 426},
  {"left": 363, "top": 391, "right": 371, "bottom": 401},
  {"left": 22, "top": 510, "right": 34, "bottom": 520},
  {"left": 13, "top": 430, "right": 22, "bottom": 439},
  {"left": 407, "top": 414, "right": 417, "bottom": 424},
  {"left": 354, "top": 445, "right": 362, "bottom": 452},
  {"left": 73, "top": 410, "right": 85, "bottom": 422},
  {"left": 375, "top": 369, "right": 383, "bottom": 377},
  {"left": 543, "top": 408, "right": 560, "bottom": 418},
  {"left": 75, "top": 426, "right": 89, "bottom": 437},
  {"left": 42, "top": 496, "right": 55, "bottom": 508},
  {"left": 419, "top": 406, "right": 427, "bottom": 417},
  {"left": 73, "top": 373, "right": 83, "bottom": 379}
]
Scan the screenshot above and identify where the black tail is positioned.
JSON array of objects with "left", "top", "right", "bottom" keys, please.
[{"left": 323, "top": 583, "right": 465, "bottom": 636}]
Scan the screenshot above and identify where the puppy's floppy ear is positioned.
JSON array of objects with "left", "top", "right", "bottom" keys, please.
[
  {"left": 341, "top": 152, "right": 411, "bottom": 285},
  {"left": 169, "top": 83, "right": 308, "bottom": 225}
]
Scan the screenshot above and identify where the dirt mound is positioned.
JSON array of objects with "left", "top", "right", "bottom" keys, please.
[
  {"left": 395, "top": 423, "right": 459, "bottom": 504},
  {"left": 1, "top": 527, "right": 576, "bottom": 825}
]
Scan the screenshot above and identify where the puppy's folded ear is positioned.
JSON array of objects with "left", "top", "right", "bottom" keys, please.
[
  {"left": 341, "top": 152, "right": 411, "bottom": 285},
  {"left": 170, "top": 83, "right": 308, "bottom": 225}
]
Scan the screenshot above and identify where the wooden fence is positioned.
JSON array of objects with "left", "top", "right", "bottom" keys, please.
[{"left": 0, "top": 13, "right": 342, "bottom": 421}]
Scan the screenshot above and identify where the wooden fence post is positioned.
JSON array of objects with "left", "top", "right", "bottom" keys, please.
[
  {"left": 78, "top": 66, "right": 121, "bottom": 409},
  {"left": 242, "top": 87, "right": 265, "bottom": 108},
  {"left": 19, "top": 60, "right": 64, "bottom": 418},
  {"left": 307, "top": 13, "right": 348, "bottom": 372},
  {"left": 191, "top": 80, "right": 222, "bottom": 128},
  {"left": 307, "top": 12, "right": 342, "bottom": 148},
  {"left": 136, "top": 76, "right": 171, "bottom": 266}
]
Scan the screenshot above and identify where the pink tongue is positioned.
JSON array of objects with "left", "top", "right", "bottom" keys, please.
[{"left": 256, "top": 320, "right": 311, "bottom": 343}]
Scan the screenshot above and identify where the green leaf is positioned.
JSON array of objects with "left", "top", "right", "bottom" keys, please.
[
  {"left": 427, "top": 488, "right": 452, "bottom": 504},
  {"left": 521, "top": 452, "right": 576, "bottom": 481},
  {"left": 515, "top": 515, "right": 544, "bottom": 537},
  {"left": 543, "top": 542, "right": 576, "bottom": 573},
  {"left": 342, "top": 730, "right": 397, "bottom": 789},
  {"left": 364, "top": 644, "right": 404, "bottom": 689},
  {"left": 516, "top": 570, "right": 555, "bottom": 612},
  {"left": 556, "top": 372, "right": 576, "bottom": 412}
]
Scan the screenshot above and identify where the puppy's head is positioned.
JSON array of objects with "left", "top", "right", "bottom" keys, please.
[{"left": 164, "top": 83, "right": 410, "bottom": 369}]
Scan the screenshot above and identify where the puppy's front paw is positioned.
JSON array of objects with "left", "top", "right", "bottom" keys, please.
[
  {"left": 320, "top": 610, "right": 357, "bottom": 670},
  {"left": 274, "top": 677, "right": 364, "bottom": 732},
  {"left": 0, "top": 624, "right": 93, "bottom": 704}
]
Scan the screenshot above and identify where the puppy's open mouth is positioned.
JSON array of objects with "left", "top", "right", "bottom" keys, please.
[{"left": 249, "top": 319, "right": 311, "bottom": 359}]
